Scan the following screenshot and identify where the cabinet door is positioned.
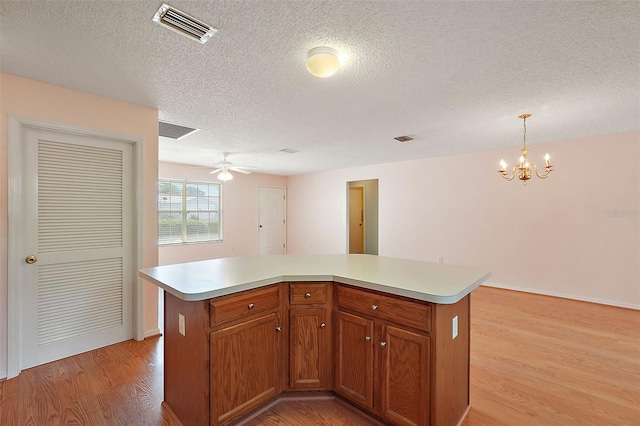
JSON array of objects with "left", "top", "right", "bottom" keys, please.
[
  {"left": 289, "top": 308, "right": 330, "bottom": 389},
  {"left": 380, "top": 325, "right": 430, "bottom": 426},
  {"left": 335, "top": 311, "right": 374, "bottom": 409},
  {"left": 210, "top": 313, "right": 282, "bottom": 426}
]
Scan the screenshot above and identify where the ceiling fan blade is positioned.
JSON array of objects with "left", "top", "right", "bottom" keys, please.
[
  {"left": 229, "top": 166, "right": 251, "bottom": 174},
  {"left": 209, "top": 168, "right": 223, "bottom": 174}
]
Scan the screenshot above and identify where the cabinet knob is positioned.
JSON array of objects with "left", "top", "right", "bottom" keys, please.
[
  {"left": 320, "top": 323, "right": 326, "bottom": 328},
  {"left": 371, "top": 304, "right": 378, "bottom": 311},
  {"left": 275, "top": 326, "right": 282, "bottom": 333},
  {"left": 380, "top": 341, "right": 387, "bottom": 347},
  {"left": 305, "top": 292, "right": 311, "bottom": 298},
  {"left": 248, "top": 303, "right": 255, "bottom": 310},
  {"left": 365, "top": 336, "right": 371, "bottom": 342}
]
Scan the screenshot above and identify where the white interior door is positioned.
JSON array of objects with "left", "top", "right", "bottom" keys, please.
[
  {"left": 16, "top": 125, "right": 134, "bottom": 371},
  {"left": 258, "top": 186, "right": 286, "bottom": 255}
]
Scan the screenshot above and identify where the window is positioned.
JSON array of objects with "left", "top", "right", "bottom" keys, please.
[{"left": 158, "top": 179, "right": 222, "bottom": 245}]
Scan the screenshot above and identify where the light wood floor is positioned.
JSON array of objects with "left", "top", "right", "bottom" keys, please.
[{"left": 1, "top": 286, "right": 638, "bottom": 425}]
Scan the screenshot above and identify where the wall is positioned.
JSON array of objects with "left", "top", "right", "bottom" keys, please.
[
  {"left": 0, "top": 73, "right": 159, "bottom": 378},
  {"left": 158, "top": 162, "right": 287, "bottom": 265},
  {"left": 286, "top": 131, "right": 640, "bottom": 308}
]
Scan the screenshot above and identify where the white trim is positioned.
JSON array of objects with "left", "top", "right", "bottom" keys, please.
[
  {"left": 144, "top": 328, "right": 162, "bottom": 339},
  {"left": 482, "top": 282, "right": 640, "bottom": 310},
  {"left": 7, "top": 115, "right": 145, "bottom": 377},
  {"left": 134, "top": 131, "right": 145, "bottom": 341}
]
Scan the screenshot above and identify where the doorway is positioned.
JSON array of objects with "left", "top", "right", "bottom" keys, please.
[{"left": 347, "top": 179, "right": 379, "bottom": 255}]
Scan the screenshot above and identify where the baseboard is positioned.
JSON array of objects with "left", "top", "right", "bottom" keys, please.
[
  {"left": 482, "top": 282, "right": 640, "bottom": 310},
  {"left": 144, "top": 327, "right": 161, "bottom": 339}
]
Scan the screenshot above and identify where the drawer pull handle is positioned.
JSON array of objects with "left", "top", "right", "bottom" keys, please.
[
  {"left": 380, "top": 341, "right": 387, "bottom": 347},
  {"left": 320, "top": 323, "right": 326, "bottom": 328},
  {"left": 275, "top": 326, "right": 282, "bottom": 333},
  {"left": 365, "top": 336, "right": 371, "bottom": 342},
  {"left": 248, "top": 303, "right": 255, "bottom": 310},
  {"left": 371, "top": 304, "right": 378, "bottom": 311},
  {"left": 305, "top": 292, "right": 311, "bottom": 298}
]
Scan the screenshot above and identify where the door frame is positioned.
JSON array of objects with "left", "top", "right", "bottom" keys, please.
[
  {"left": 7, "top": 115, "right": 145, "bottom": 378},
  {"left": 257, "top": 185, "right": 287, "bottom": 255}
]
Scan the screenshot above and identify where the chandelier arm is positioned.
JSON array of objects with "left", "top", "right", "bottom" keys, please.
[
  {"left": 499, "top": 164, "right": 519, "bottom": 181},
  {"left": 532, "top": 162, "right": 553, "bottom": 179}
]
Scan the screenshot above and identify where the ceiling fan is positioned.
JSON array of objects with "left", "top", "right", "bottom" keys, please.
[{"left": 209, "top": 153, "right": 252, "bottom": 181}]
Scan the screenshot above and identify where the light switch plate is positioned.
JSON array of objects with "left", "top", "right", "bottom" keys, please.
[
  {"left": 179, "top": 313, "right": 186, "bottom": 336},
  {"left": 452, "top": 315, "right": 458, "bottom": 339}
]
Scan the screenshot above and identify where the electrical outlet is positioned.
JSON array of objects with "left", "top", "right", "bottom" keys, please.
[
  {"left": 178, "top": 313, "right": 186, "bottom": 336},
  {"left": 437, "top": 256, "right": 444, "bottom": 263},
  {"left": 452, "top": 315, "right": 458, "bottom": 339}
]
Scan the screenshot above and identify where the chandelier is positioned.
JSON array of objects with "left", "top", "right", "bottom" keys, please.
[{"left": 498, "top": 114, "right": 553, "bottom": 183}]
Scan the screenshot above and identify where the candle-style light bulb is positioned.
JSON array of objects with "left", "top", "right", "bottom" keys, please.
[
  {"left": 544, "top": 152, "right": 551, "bottom": 166},
  {"left": 499, "top": 159, "right": 507, "bottom": 171},
  {"left": 519, "top": 155, "right": 525, "bottom": 164}
]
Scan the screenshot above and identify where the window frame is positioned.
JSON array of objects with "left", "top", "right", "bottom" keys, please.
[{"left": 157, "top": 178, "right": 223, "bottom": 245}]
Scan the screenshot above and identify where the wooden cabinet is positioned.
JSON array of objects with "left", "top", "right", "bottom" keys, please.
[
  {"left": 163, "top": 282, "right": 470, "bottom": 426},
  {"left": 335, "top": 285, "right": 431, "bottom": 425},
  {"left": 210, "top": 313, "right": 282, "bottom": 425},
  {"left": 380, "top": 324, "right": 430, "bottom": 426},
  {"left": 335, "top": 311, "right": 374, "bottom": 409},
  {"left": 209, "top": 284, "right": 285, "bottom": 426},
  {"left": 288, "top": 282, "right": 331, "bottom": 390}
]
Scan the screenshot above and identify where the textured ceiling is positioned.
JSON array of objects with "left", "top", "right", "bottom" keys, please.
[{"left": 1, "top": 0, "right": 638, "bottom": 176}]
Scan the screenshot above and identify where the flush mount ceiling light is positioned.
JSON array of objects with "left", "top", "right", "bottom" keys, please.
[
  {"left": 498, "top": 114, "right": 553, "bottom": 184},
  {"left": 306, "top": 47, "right": 341, "bottom": 78}
]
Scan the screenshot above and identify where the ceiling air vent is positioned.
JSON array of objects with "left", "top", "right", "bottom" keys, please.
[
  {"left": 394, "top": 135, "right": 414, "bottom": 142},
  {"left": 159, "top": 121, "right": 199, "bottom": 140},
  {"left": 152, "top": 4, "right": 217, "bottom": 44},
  {"left": 278, "top": 148, "right": 299, "bottom": 154}
]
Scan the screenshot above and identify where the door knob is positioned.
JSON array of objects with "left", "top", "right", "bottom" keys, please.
[
  {"left": 248, "top": 303, "right": 255, "bottom": 310},
  {"left": 320, "top": 323, "right": 326, "bottom": 328},
  {"left": 371, "top": 304, "right": 378, "bottom": 311},
  {"left": 365, "top": 336, "right": 371, "bottom": 342},
  {"left": 305, "top": 292, "right": 311, "bottom": 298},
  {"left": 25, "top": 255, "right": 37, "bottom": 264},
  {"left": 275, "top": 326, "right": 282, "bottom": 333},
  {"left": 380, "top": 341, "right": 387, "bottom": 347}
]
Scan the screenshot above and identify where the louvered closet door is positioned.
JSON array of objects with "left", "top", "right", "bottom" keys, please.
[{"left": 20, "top": 127, "right": 134, "bottom": 370}]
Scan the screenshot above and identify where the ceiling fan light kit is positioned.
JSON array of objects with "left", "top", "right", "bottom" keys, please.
[
  {"left": 208, "top": 153, "right": 252, "bottom": 181},
  {"left": 216, "top": 170, "right": 233, "bottom": 181}
]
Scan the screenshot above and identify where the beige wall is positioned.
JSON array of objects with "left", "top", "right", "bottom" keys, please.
[
  {"left": 0, "top": 73, "right": 159, "bottom": 377},
  {"left": 286, "top": 131, "right": 640, "bottom": 308},
  {"left": 158, "top": 162, "right": 287, "bottom": 265}
]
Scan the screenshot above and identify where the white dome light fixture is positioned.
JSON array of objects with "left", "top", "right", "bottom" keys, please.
[{"left": 306, "top": 47, "right": 341, "bottom": 78}]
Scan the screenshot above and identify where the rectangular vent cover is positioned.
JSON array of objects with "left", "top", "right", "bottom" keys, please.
[
  {"left": 394, "top": 135, "right": 414, "bottom": 142},
  {"left": 153, "top": 4, "right": 217, "bottom": 44},
  {"left": 159, "top": 121, "right": 200, "bottom": 140}
]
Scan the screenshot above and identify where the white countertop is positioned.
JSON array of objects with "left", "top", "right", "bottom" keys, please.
[{"left": 139, "top": 254, "right": 491, "bottom": 304}]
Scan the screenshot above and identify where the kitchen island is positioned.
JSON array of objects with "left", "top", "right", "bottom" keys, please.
[{"left": 139, "top": 254, "right": 491, "bottom": 426}]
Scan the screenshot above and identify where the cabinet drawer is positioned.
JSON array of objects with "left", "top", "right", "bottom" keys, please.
[
  {"left": 289, "top": 282, "right": 329, "bottom": 305},
  {"left": 210, "top": 285, "right": 280, "bottom": 327},
  {"left": 336, "top": 285, "right": 431, "bottom": 332}
]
